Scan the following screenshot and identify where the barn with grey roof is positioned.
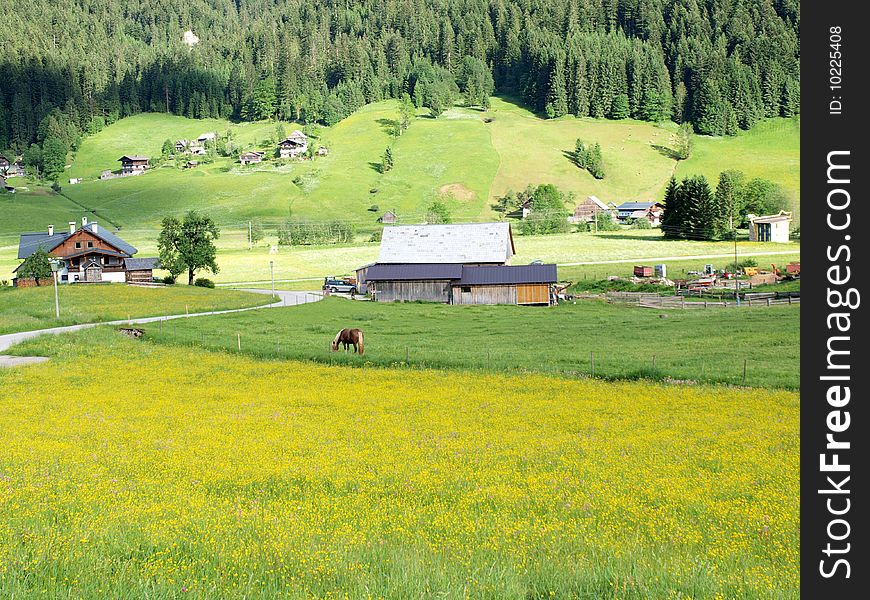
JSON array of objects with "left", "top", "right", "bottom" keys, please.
[{"left": 357, "top": 222, "right": 556, "bottom": 305}]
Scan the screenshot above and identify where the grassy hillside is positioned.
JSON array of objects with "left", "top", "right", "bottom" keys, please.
[
  {"left": 675, "top": 117, "right": 801, "bottom": 220},
  {"left": 1, "top": 101, "right": 800, "bottom": 280}
]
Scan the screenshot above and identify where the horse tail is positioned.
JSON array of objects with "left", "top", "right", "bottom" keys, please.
[{"left": 357, "top": 330, "right": 364, "bottom": 355}]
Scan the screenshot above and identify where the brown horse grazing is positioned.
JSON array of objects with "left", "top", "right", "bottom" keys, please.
[{"left": 331, "top": 328, "right": 365, "bottom": 355}]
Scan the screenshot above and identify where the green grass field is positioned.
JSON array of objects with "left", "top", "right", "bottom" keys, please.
[
  {"left": 13, "top": 296, "right": 796, "bottom": 389},
  {"left": 0, "top": 284, "right": 267, "bottom": 335}
]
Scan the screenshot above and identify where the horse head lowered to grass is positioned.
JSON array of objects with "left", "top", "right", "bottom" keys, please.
[{"left": 331, "top": 328, "right": 365, "bottom": 355}]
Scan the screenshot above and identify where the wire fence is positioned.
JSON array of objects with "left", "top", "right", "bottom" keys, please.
[{"left": 139, "top": 318, "right": 797, "bottom": 390}]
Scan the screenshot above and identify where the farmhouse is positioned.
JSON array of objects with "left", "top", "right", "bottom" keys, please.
[
  {"left": 240, "top": 151, "right": 265, "bottom": 165},
  {"left": 748, "top": 211, "right": 792, "bottom": 242},
  {"left": 7, "top": 159, "right": 26, "bottom": 176},
  {"left": 570, "top": 195, "right": 614, "bottom": 223},
  {"left": 15, "top": 218, "right": 159, "bottom": 285},
  {"left": 176, "top": 140, "right": 205, "bottom": 155},
  {"left": 0, "top": 155, "right": 9, "bottom": 172},
  {"left": 357, "top": 222, "right": 557, "bottom": 305},
  {"left": 615, "top": 201, "right": 664, "bottom": 226},
  {"left": 278, "top": 130, "right": 308, "bottom": 158},
  {"left": 118, "top": 155, "right": 149, "bottom": 174},
  {"left": 197, "top": 132, "right": 217, "bottom": 143}
]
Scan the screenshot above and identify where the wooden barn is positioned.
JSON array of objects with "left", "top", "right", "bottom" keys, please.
[
  {"left": 364, "top": 263, "right": 462, "bottom": 303},
  {"left": 450, "top": 264, "right": 557, "bottom": 305},
  {"left": 358, "top": 222, "right": 556, "bottom": 305},
  {"left": 240, "top": 151, "right": 264, "bottom": 165},
  {"left": 376, "top": 222, "right": 515, "bottom": 265},
  {"left": 364, "top": 263, "right": 557, "bottom": 305},
  {"left": 124, "top": 257, "right": 160, "bottom": 283},
  {"left": 570, "top": 195, "right": 613, "bottom": 223}
]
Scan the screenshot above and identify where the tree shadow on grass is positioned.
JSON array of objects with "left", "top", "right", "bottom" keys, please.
[
  {"left": 368, "top": 162, "right": 384, "bottom": 174},
  {"left": 651, "top": 144, "right": 681, "bottom": 161},
  {"left": 375, "top": 118, "right": 401, "bottom": 137},
  {"left": 594, "top": 233, "right": 670, "bottom": 241},
  {"left": 561, "top": 150, "right": 581, "bottom": 167}
]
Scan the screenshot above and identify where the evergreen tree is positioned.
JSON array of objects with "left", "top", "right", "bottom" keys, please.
[
  {"left": 41, "top": 137, "right": 67, "bottom": 180},
  {"left": 610, "top": 94, "right": 630, "bottom": 119},
  {"left": 380, "top": 146, "right": 394, "bottom": 173},
  {"left": 545, "top": 61, "right": 569, "bottom": 118},
  {"left": 660, "top": 177, "right": 683, "bottom": 239}
]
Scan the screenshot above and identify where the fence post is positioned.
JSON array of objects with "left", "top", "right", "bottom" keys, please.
[
  {"left": 742, "top": 358, "right": 747, "bottom": 385},
  {"left": 652, "top": 355, "right": 656, "bottom": 371},
  {"left": 788, "top": 296, "right": 792, "bottom": 305},
  {"left": 590, "top": 351, "right": 595, "bottom": 377},
  {"left": 704, "top": 301, "right": 708, "bottom": 309},
  {"left": 406, "top": 347, "right": 410, "bottom": 363},
  {"left": 237, "top": 333, "right": 241, "bottom": 351},
  {"left": 767, "top": 298, "right": 772, "bottom": 307}
]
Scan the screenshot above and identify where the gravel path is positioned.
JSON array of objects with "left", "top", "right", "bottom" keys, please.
[{"left": 0, "top": 289, "right": 321, "bottom": 367}]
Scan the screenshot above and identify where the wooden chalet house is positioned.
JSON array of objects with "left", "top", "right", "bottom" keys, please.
[
  {"left": 15, "top": 217, "right": 159, "bottom": 285},
  {"left": 118, "top": 155, "right": 149, "bottom": 174},
  {"left": 356, "top": 222, "right": 558, "bottom": 305},
  {"left": 615, "top": 201, "right": 665, "bottom": 226},
  {"left": 278, "top": 130, "right": 308, "bottom": 158},
  {"left": 239, "top": 151, "right": 265, "bottom": 165},
  {"left": 0, "top": 155, "right": 25, "bottom": 177},
  {"left": 175, "top": 140, "right": 205, "bottom": 155}
]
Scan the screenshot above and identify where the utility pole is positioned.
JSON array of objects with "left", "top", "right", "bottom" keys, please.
[
  {"left": 270, "top": 260, "right": 275, "bottom": 306},
  {"left": 50, "top": 259, "right": 61, "bottom": 318},
  {"left": 732, "top": 214, "right": 740, "bottom": 306}
]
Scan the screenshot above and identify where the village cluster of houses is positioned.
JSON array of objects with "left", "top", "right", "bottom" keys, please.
[
  {"left": 240, "top": 130, "right": 328, "bottom": 165},
  {"left": 0, "top": 154, "right": 26, "bottom": 192},
  {"left": 560, "top": 195, "right": 792, "bottom": 241},
  {"left": 563, "top": 195, "right": 665, "bottom": 226},
  {"left": 13, "top": 217, "right": 159, "bottom": 286},
  {"left": 355, "top": 222, "right": 558, "bottom": 306}
]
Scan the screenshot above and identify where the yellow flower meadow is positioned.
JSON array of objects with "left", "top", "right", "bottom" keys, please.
[{"left": 0, "top": 331, "right": 799, "bottom": 598}]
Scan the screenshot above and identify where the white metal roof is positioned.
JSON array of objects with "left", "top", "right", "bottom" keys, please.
[
  {"left": 378, "top": 222, "right": 515, "bottom": 264},
  {"left": 586, "top": 195, "right": 610, "bottom": 210}
]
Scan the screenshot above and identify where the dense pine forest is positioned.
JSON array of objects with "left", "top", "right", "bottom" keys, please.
[{"left": 0, "top": 0, "right": 799, "bottom": 156}]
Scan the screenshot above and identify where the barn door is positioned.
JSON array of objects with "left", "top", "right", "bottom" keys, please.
[{"left": 517, "top": 284, "right": 546, "bottom": 305}]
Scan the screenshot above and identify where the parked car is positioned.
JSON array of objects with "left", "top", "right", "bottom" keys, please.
[{"left": 323, "top": 277, "right": 357, "bottom": 294}]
